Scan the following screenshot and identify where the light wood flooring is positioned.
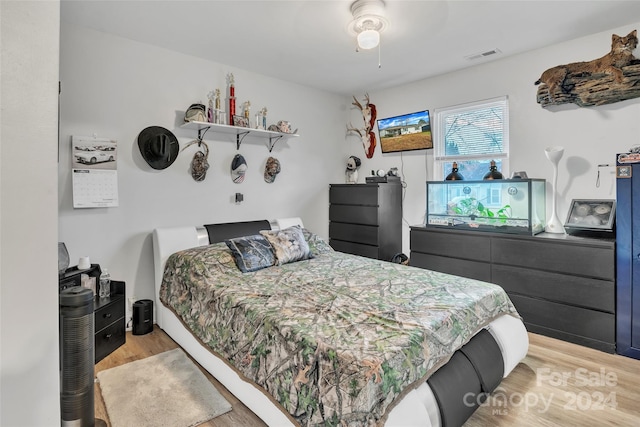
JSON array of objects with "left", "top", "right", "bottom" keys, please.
[{"left": 95, "top": 328, "right": 640, "bottom": 426}]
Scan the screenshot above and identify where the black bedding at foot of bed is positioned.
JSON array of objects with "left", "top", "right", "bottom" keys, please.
[{"left": 427, "top": 329, "right": 504, "bottom": 427}]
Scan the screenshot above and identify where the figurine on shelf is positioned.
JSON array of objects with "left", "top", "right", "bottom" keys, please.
[
  {"left": 214, "top": 89, "right": 221, "bottom": 110},
  {"left": 261, "top": 107, "right": 267, "bottom": 130},
  {"left": 255, "top": 110, "right": 263, "bottom": 130},
  {"left": 243, "top": 100, "right": 251, "bottom": 121},
  {"left": 227, "top": 73, "right": 236, "bottom": 125},
  {"left": 214, "top": 88, "right": 223, "bottom": 124},
  {"left": 207, "top": 90, "right": 215, "bottom": 123}
]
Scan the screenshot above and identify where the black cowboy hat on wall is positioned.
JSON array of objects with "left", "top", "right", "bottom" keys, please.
[{"left": 137, "top": 126, "right": 179, "bottom": 170}]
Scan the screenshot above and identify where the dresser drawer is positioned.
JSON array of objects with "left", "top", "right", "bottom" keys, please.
[
  {"left": 492, "top": 238, "right": 614, "bottom": 280},
  {"left": 95, "top": 318, "right": 126, "bottom": 363},
  {"left": 330, "top": 205, "right": 379, "bottom": 226},
  {"left": 330, "top": 185, "right": 379, "bottom": 205},
  {"left": 410, "top": 252, "right": 491, "bottom": 282},
  {"left": 95, "top": 296, "right": 125, "bottom": 332},
  {"left": 330, "top": 222, "right": 378, "bottom": 245},
  {"left": 509, "top": 294, "right": 615, "bottom": 345},
  {"left": 492, "top": 264, "right": 614, "bottom": 313},
  {"left": 329, "top": 239, "right": 379, "bottom": 259},
  {"left": 410, "top": 229, "right": 491, "bottom": 262}
]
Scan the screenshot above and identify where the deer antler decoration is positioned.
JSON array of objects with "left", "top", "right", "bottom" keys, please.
[{"left": 346, "top": 93, "right": 377, "bottom": 158}]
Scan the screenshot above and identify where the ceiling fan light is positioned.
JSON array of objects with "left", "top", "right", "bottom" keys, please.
[{"left": 357, "top": 29, "right": 380, "bottom": 49}]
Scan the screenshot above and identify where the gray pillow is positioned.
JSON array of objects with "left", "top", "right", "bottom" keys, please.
[{"left": 260, "top": 225, "right": 314, "bottom": 265}]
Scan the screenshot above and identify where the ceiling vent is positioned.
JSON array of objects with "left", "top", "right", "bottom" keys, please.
[{"left": 464, "top": 48, "right": 502, "bottom": 61}]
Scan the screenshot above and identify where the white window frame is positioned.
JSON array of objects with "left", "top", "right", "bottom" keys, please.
[{"left": 433, "top": 96, "right": 510, "bottom": 180}]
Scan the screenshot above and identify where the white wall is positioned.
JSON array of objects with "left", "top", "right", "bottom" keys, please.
[
  {"left": 58, "top": 24, "right": 351, "bottom": 315},
  {"left": 348, "top": 23, "right": 640, "bottom": 255},
  {"left": 59, "top": 20, "right": 640, "bottom": 319},
  {"left": 1, "top": 1, "right": 61, "bottom": 425}
]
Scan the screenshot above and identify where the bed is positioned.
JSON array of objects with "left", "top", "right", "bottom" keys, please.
[{"left": 152, "top": 218, "right": 528, "bottom": 427}]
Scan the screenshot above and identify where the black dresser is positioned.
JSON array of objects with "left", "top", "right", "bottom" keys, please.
[
  {"left": 329, "top": 182, "right": 402, "bottom": 261},
  {"left": 410, "top": 226, "right": 615, "bottom": 352}
]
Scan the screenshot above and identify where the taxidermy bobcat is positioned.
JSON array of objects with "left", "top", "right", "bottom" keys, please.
[{"left": 535, "top": 30, "right": 638, "bottom": 100}]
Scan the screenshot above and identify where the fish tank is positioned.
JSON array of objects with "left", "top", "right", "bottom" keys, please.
[{"left": 426, "top": 179, "right": 546, "bottom": 235}]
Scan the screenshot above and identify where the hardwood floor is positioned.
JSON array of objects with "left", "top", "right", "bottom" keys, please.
[
  {"left": 95, "top": 328, "right": 640, "bottom": 426},
  {"left": 465, "top": 333, "right": 640, "bottom": 426}
]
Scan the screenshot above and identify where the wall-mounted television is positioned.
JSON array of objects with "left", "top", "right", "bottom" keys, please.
[{"left": 377, "top": 110, "right": 432, "bottom": 153}]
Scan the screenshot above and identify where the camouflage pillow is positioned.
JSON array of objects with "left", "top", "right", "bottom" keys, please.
[
  {"left": 225, "top": 234, "right": 276, "bottom": 273},
  {"left": 301, "top": 228, "right": 334, "bottom": 255},
  {"left": 261, "top": 225, "right": 314, "bottom": 265}
]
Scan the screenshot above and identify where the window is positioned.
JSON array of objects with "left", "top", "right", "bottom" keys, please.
[{"left": 433, "top": 96, "right": 509, "bottom": 180}]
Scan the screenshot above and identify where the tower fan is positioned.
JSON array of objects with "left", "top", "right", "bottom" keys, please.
[{"left": 59, "top": 286, "right": 106, "bottom": 427}]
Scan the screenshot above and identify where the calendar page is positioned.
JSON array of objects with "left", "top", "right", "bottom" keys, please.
[{"left": 72, "top": 136, "right": 119, "bottom": 208}]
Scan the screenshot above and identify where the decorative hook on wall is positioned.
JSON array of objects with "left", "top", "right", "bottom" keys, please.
[
  {"left": 236, "top": 130, "right": 250, "bottom": 150},
  {"left": 267, "top": 135, "right": 283, "bottom": 152},
  {"left": 196, "top": 126, "right": 210, "bottom": 146},
  {"left": 596, "top": 163, "right": 613, "bottom": 188}
]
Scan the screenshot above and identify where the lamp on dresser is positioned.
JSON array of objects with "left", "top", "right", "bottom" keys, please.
[{"left": 545, "top": 146, "right": 565, "bottom": 234}]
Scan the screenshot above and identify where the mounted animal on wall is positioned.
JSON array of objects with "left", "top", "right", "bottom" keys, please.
[
  {"left": 347, "top": 94, "right": 377, "bottom": 159},
  {"left": 535, "top": 29, "right": 640, "bottom": 107}
]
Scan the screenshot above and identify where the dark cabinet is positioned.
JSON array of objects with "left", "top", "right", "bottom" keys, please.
[
  {"left": 329, "top": 183, "right": 402, "bottom": 261},
  {"left": 94, "top": 280, "right": 126, "bottom": 363},
  {"left": 410, "top": 227, "right": 616, "bottom": 352},
  {"left": 616, "top": 160, "right": 640, "bottom": 359}
]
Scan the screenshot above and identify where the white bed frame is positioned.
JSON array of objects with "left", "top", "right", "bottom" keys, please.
[{"left": 152, "top": 218, "right": 529, "bottom": 427}]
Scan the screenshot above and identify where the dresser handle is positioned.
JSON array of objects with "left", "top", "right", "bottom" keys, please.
[
  {"left": 104, "top": 333, "right": 112, "bottom": 340},
  {"left": 103, "top": 313, "right": 112, "bottom": 319}
]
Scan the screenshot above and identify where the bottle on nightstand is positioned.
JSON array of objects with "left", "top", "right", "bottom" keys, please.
[{"left": 99, "top": 269, "right": 111, "bottom": 298}]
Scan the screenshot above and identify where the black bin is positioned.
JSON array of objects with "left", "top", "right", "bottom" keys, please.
[{"left": 132, "top": 299, "right": 153, "bottom": 335}]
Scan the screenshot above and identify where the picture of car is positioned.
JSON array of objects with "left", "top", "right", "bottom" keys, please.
[{"left": 74, "top": 148, "right": 115, "bottom": 164}]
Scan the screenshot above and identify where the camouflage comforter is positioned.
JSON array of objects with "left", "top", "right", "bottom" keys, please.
[{"left": 160, "top": 235, "right": 519, "bottom": 426}]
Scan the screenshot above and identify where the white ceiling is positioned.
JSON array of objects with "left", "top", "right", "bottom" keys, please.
[{"left": 60, "top": 0, "right": 640, "bottom": 95}]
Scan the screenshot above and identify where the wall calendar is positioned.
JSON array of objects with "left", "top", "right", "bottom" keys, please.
[{"left": 71, "top": 135, "right": 119, "bottom": 208}]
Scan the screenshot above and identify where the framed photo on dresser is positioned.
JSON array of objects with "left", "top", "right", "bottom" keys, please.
[{"left": 565, "top": 199, "right": 616, "bottom": 231}]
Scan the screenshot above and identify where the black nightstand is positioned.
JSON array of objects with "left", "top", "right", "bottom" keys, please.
[{"left": 94, "top": 280, "right": 126, "bottom": 363}]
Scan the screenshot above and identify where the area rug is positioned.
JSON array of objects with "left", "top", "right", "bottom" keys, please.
[{"left": 97, "top": 348, "right": 232, "bottom": 427}]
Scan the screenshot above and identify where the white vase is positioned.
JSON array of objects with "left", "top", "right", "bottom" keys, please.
[{"left": 545, "top": 146, "right": 566, "bottom": 234}]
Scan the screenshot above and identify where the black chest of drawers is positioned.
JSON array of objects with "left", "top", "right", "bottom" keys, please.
[
  {"left": 93, "top": 280, "right": 126, "bottom": 363},
  {"left": 329, "top": 182, "right": 402, "bottom": 261}
]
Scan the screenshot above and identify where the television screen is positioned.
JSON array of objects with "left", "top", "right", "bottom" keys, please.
[{"left": 377, "top": 110, "right": 432, "bottom": 153}]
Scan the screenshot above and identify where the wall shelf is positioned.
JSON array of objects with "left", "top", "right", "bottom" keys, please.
[{"left": 181, "top": 121, "right": 298, "bottom": 151}]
